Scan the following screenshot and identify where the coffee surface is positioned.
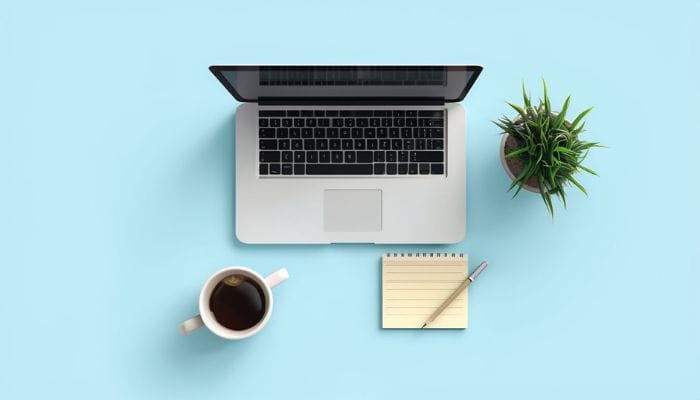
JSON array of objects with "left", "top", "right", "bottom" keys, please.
[{"left": 209, "top": 275, "right": 266, "bottom": 330}]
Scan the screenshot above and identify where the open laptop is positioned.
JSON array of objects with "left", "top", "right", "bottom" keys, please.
[{"left": 209, "top": 65, "right": 482, "bottom": 244}]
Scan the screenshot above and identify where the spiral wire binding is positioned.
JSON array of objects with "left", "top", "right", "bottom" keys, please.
[{"left": 385, "top": 252, "right": 464, "bottom": 258}]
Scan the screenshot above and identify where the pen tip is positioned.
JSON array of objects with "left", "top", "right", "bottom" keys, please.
[{"left": 421, "top": 323, "right": 427, "bottom": 329}]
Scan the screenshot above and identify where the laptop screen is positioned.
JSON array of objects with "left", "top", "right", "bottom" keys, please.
[{"left": 209, "top": 66, "right": 482, "bottom": 102}]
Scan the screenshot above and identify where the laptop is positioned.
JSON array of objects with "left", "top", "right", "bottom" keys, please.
[{"left": 209, "top": 65, "right": 482, "bottom": 244}]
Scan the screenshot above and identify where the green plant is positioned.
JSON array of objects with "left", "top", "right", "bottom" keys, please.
[{"left": 494, "top": 80, "right": 601, "bottom": 216}]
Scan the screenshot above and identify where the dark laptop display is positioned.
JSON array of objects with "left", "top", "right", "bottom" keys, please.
[{"left": 210, "top": 66, "right": 482, "bottom": 102}]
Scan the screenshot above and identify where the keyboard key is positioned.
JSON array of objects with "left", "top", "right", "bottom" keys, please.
[
  {"left": 290, "top": 128, "right": 301, "bottom": 138},
  {"left": 430, "top": 139, "right": 444, "bottom": 150},
  {"left": 418, "top": 110, "right": 444, "bottom": 117},
  {"left": 393, "top": 110, "right": 405, "bottom": 117},
  {"left": 430, "top": 128, "right": 444, "bottom": 138},
  {"left": 329, "top": 139, "right": 341, "bottom": 150},
  {"left": 410, "top": 151, "right": 444, "bottom": 162},
  {"left": 417, "top": 128, "right": 429, "bottom": 138},
  {"left": 351, "top": 128, "right": 362, "bottom": 138},
  {"left": 282, "top": 164, "right": 293, "bottom": 175},
  {"left": 301, "top": 110, "right": 313, "bottom": 117},
  {"left": 259, "top": 128, "right": 275, "bottom": 138},
  {"left": 387, "top": 163, "right": 397, "bottom": 175},
  {"left": 431, "top": 163, "right": 444, "bottom": 174},
  {"left": 301, "top": 128, "right": 313, "bottom": 138},
  {"left": 401, "top": 128, "right": 412, "bottom": 138},
  {"left": 316, "top": 139, "right": 328, "bottom": 150},
  {"left": 269, "top": 163, "right": 281, "bottom": 174},
  {"left": 419, "top": 163, "right": 430, "bottom": 174},
  {"left": 304, "top": 139, "right": 315, "bottom": 150},
  {"left": 354, "top": 139, "right": 365, "bottom": 150},
  {"left": 314, "top": 110, "right": 325, "bottom": 117},
  {"left": 282, "top": 118, "right": 293, "bottom": 127},
  {"left": 398, "top": 163, "right": 408, "bottom": 174},
  {"left": 306, "top": 118, "right": 316, "bottom": 127},
  {"left": 367, "top": 139, "right": 378, "bottom": 150},
  {"left": 345, "top": 151, "right": 356, "bottom": 163},
  {"left": 340, "top": 128, "right": 351, "bottom": 138},
  {"left": 327, "top": 128, "right": 339, "bottom": 138},
  {"left": 294, "top": 118, "right": 304, "bottom": 127},
  {"left": 364, "top": 128, "right": 376, "bottom": 138},
  {"left": 320, "top": 151, "right": 330, "bottom": 163},
  {"left": 260, "top": 110, "right": 285, "bottom": 117},
  {"left": 318, "top": 118, "right": 330, "bottom": 127},
  {"left": 370, "top": 118, "right": 380, "bottom": 127},
  {"left": 307, "top": 151, "right": 318, "bottom": 163},
  {"left": 398, "top": 151, "right": 408, "bottom": 162},
  {"left": 344, "top": 119, "right": 355, "bottom": 127},
  {"left": 406, "top": 118, "right": 417, "bottom": 127},
  {"left": 357, "top": 118, "right": 369, "bottom": 127},
  {"left": 277, "top": 128, "right": 289, "bottom": 138},
  {"left": 331, "top": 151, "right": 343, "bottom": 163},
  {"left": 279, "top": 140, "right": 290, "bottom": 150},
  {"left": 294, "top": 164, "right": 305, "bottom": 175},
  {"left": 332, "top": 118, "right": 343, "bottom": 127},
  {"left": 282, "top": 151, "right": 292, "bottom": 162},
  {"left": 354, "top": 110, "right": 372, "bottom": 117},
  {"left": 357, "top": 151, "right": 373, "bottom": 163},
  {"left": 386, "top": 151, "right": 397, "bottom": 162},
  {"left": 306, "top": 164, "right": 373, "bottom": 175},
  {"left": 404, "top": 139, "right": 414, "bottom": 150},
  {"left": 377, "top": 128, "right": 388, "bottom": 137},
  {"left": 406, "top": 110, "right": 417, "bottom": 117},
  {"left": 291, "top": 140, "right": 303, "bottom": 150},
  {"left": 342, "top": 139, "right": 353, "bottom": 150},
  {"left": 379, "top": 139, "right": 390, "bottom": 150},
  {"left": 259, "top": 118, "right": 269, "bottom": 127},
  {"left": 294, "top": 151, "right": 305, "bottom": 162},
  {"left": 260, "top": 151, "right": 280, "bottom": 162},
  {"left": 381, "top": 118, "right": 392, "bottom": 127},
  {"left": 374, "top": 151, "right": 385, "bottom": 162},
  {"left": 391, "top": 139, "right": 402, "bottom": 150},
  {"left": 374, "top": 110, "right": 390, "bottom": 117},
  {"left": 389, "top": 128, "right": 400, "bottom": 138},
  {"left": 374, "top": 163, "right": 385, "bottom": 174},
  {"left": 409, "top": 164, "right": 418, "bottom": 174},
  {"left": 286, "top": 110, "right": 300, "bottom": 117},
  {"left": 416, "top": 139, "right": 426, "bottom": 150},
  {"left": 270, "top": 119, "right": 281, "bottom": 127},
  {"left": 259, "top": 140, "right": 277, "bottom": 150},
  {"left": 259, "top": 163, "right": 268, "bottom": 175},
  {"left": 326, "top": 110, "right": 338, "bottom": 117},
  {"left": 394, "top": 118, "right": 405, "bottom": 127}
]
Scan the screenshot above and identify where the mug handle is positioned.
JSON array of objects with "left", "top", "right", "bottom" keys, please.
[
  {"left": 179, "top": 315, "right": 203, "bottom": 336},
  {"left": 265, "top": 268, "right": 289, "bottom": 288}
]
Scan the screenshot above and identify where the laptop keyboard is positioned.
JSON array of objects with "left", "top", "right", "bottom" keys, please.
[{"left": 258, "top": 109, "right": 445, "bottom": 176}]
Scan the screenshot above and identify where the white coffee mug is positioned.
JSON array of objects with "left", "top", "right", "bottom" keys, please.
[{"left": 179, "top": 266, "right": 289, "bottom": 339}]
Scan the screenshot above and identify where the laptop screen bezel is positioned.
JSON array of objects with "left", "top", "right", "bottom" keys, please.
[{"left": 209, "top": 65, "right": 482, "bottom": 103}]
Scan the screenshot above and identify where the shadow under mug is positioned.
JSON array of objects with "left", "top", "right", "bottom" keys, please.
[{"left": 179, "top": 266, "right": 289, "bottom": 340}]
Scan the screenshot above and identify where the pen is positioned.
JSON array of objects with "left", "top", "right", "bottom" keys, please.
[{"left": 421, "top": 261, "right": 489, "bottom": 328}]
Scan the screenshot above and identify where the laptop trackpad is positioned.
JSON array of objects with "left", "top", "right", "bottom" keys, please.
[{"left": 324, "top": 190, "right": 382, "bottom": 232}]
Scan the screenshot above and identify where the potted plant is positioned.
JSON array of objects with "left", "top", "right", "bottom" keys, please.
[{"left": 494, "top": 81, "right": 601, "bottom": 216}]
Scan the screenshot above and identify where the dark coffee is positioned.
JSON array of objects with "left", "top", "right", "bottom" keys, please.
[{"left": 209, "top": 275, "right": 266, "bottom": 331}]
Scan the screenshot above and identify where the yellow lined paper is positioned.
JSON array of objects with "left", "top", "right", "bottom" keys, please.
[{"left": 382, "top": 254, "right": 468, "bottom": 329}]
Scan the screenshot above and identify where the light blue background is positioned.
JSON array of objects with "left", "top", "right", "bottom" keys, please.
[{"left": 2, "top": 0, "right": 699, "bottom": 398}]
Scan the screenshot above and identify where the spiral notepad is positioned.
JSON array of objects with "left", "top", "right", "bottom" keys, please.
[{"left": 382, "top": 253, "right": 468, "bottom": 329}]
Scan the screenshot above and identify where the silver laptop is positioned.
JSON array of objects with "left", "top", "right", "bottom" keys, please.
[{"left": 210, "top": 65, "right": 482, "bottom": 244}]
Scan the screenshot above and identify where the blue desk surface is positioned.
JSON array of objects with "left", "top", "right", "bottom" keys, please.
[{"left": 2, "top": 0, "right": 699, "bottom": 398}]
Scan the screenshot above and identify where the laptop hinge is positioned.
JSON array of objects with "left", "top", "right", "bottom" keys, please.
[{"left": 258, "top": 97, "right": 445, "bottom": 106}]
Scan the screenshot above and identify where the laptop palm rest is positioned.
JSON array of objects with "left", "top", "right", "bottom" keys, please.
[{"left": 323, "top": 190, "right": 382, "bottom": 232}]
